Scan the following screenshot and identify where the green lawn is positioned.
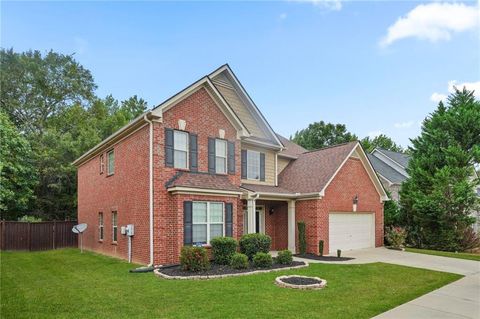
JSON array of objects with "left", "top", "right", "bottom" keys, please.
[
  {"left": 405, "top": 247, "right": 480, "bottom": 261},
  {"left": 1, "top": 249, "right": 461, "bottom": 319}
]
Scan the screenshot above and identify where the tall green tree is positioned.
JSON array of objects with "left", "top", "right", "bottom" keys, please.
[
  {"left": 292, "top": 121, "right": 358, "bottom": 150},
  {"left": 1, "top": 49, "right": 149, "bottom": 220},
  {"left": 0, "top": 49, "right": 96, "bottom": 135},
  {"left": 361, "top": 134, "right": 403, "bottom": 153},
  {"left": 0, "top": 111, "right": 37, "bottom": 220},
  {"left": 400, "top": 88, "right": 480, "bottom": 251}
]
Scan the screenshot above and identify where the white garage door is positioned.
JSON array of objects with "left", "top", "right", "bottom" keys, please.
[{"left": 329, "top": 213, "right": 375, "bottom": 254}]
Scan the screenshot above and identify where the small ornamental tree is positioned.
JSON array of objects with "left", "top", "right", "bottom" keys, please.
[{"left": 298, "top": 221, "right": 307, "bottom": 255}]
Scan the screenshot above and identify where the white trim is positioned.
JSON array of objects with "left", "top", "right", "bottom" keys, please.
[
  {"left": 73, "top": 114, "right": 154, "bottom": 166},
  {"left": 168, "top": 186, "right": 243, "bottom": 196},
  {"left": 107, "top": 149, "right": 115, "bottom": 176},
  {"left": 242, "top": 137, "right": 283, "bottom": 151},
  {"left": 319, "top": 143, "right": 389, "bottom": 202},
  {"left": 209, "top": 65, "right": 284, "bottom": 148},
  {"left": 215, "top": 138, "right": 228, "bottom": 174},
  {"left": 255, "top": 205, "right": 266, "bottom": 234},
  {"left": 143, "top": 115, "right": 155, "bottom": 266}
]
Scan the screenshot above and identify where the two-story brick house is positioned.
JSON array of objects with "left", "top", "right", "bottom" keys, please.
[{"left": 74, "top": 65, "right": 389, "bottom": 265}]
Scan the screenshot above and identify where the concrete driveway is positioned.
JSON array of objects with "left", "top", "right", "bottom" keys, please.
[{"left": 294, "top": 247, "right": 480, "bottom": 318}]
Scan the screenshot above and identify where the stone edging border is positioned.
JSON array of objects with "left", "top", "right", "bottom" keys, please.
[
  {"left": 275, "top": 275, "right": 327, "bottom": 290},
  {"left": 154, "top": 262, "right": 309, "bottom": 280}
]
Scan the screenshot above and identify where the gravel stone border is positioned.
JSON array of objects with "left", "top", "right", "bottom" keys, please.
[
  {"left": 154, "top": 261, "right": 309, "bottom": 280},
  {"left": 275, "top": 275, "right": 327, "bottom": 290}
]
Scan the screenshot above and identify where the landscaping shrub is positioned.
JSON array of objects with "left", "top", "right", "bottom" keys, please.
[
  {"left": 337, "top": 249, "right": 342, "bottom": 258},
  {"left": 459, "top": 227, "right": 480, "bottom": 251},
  {"left": 230, "top": 253, "right": 249, "bottom": 269},
  {"left": 276, "top": 250, "right": 293, "bottom": 265},
  {"left": 253, "top": 252, "right": 273, "bottom": 268},
  {"left": 385, "top": 226, "right": 408, "bottom": 249},
  {"left": 298, "top": 221, "right": 307, "bottom": 255},
  {"left": 180, "top": 246, "right": 209, "bottom": 272},
  {"left": 239, "top": 233, "right": 271, "bottom": 260},
  {"left": 210, "top": 237, "right": 237, "bottom": 265},
  {"left": 318, "top": 240, "right": 324, "bottom": 256}
]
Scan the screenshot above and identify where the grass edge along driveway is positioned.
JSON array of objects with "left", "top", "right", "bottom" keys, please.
[
  {"left": 405, "top": 247, "right": 480, "bottom": 261},
  {"left": 1, "top": 249, "right": 462, "bottom": 319}
]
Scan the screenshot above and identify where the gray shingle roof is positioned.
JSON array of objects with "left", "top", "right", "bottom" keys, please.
[
  {"left": 367, "top": 154, "right": 407, "bottom": 184},
  {"left": 376, "top": 148, "right": 411, "bottom": 168}
]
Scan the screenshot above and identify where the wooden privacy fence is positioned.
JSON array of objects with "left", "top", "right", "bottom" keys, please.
[{"left": 0, "top": 221, "right": 78, "bottom": 251}]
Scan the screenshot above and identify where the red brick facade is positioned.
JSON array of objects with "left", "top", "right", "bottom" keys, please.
[
  {"left": 294, "top": 158, "right": 384, "bottom": 255},
  {"left": 77, "top": 84, "right": 384, "bottom": 265}
]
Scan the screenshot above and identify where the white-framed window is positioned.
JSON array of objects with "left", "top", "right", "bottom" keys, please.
[
  {"left": 192, "top": 202, "right": 224, "bottom": 245},
  {"left": 215, "top": 139, "right": 227, "bottom": 174},
  {"left": 100, "top": 154, "right": 105, "bottom": 174},
  {"left": 98, "top": 212, "right": 104, "bottom": 241},
  {"left": 174, "top": 130, "right": 188, "bottom": 169},
  {"left": 247, "top": 150, "right": 260, "bottom": 180},
  {"left": 107, "top": 150, "right": 114, "bottom": 175},
  {"left": 112, "top": 211, "right": 118, "bottom": 243}
]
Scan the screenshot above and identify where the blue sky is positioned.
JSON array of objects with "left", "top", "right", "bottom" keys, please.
[{"left": 2, "top": 1, "right": 479, "bottom": 147}]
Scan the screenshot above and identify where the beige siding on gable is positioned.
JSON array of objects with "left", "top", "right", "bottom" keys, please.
[
  {"left": 241, "top": 144, "right": 276, "bottom": 186},
  {"left": 277, "top": 157, "right": 292, "bottom": 174},
  {"left": 212, "top": 74, "right": 272, "bottom": 141}
]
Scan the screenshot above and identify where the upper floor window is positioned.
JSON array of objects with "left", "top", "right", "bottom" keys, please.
[
  {"left": 174, "top": 130, "right": 189, "bottom": 169},
  {"left": 107, "top": 150, "right": 115, "bottom": 175},
  {"left": 247, "top": 150, "right": 260, "bottom": 180},
  {"left": 98, "top": 212, "right": 104, "bottom": 241},
  {"left": 100, "top": 154, "right": 105, "bottom": 174},
  {"left": 215, "top": 139, "right": 227, "bottom": 174}
]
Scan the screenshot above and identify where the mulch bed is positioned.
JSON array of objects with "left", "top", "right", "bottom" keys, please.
[
  {"left": 294, "top": 253, "right": 355, "bottom": 261},
  {"left": 159, "top": 261, "right": 306, "bottom": 277},
  {"left": 280, "top": 276, "right": 322, "bottom": 286}
]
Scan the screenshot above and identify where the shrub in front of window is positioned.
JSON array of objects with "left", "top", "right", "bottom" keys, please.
[
  {"left": 239, "top": 233, "right": 272, "bottom": 260},
  {"left": 210, "top": 237, "right": 237, "bottom": 265},
  {"left": 318, "top": 240, "right": 324, "bottom": 256},
  {"left": 297, "top": 221, "right": 307, "bottom": 255},
  {"left": 253, "top": 252, "right": 273, "bottom": 268},
  {"left": 230, "top": 253, "right": 249, "bottom": 269},
  {"left": 180, "top": 246, "right": 209, "bottom": 272},
  {"left": 276, "top": 250, "right": 293, "bottom": 265}
]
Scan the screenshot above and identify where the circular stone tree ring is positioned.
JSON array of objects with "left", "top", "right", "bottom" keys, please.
[{"left": 275, "top": 275, "right": 327, "bottom": 290}]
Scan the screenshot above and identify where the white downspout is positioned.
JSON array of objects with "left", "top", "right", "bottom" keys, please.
[{"left": 144, "top": 114, "right": 154, "bottom": 266}]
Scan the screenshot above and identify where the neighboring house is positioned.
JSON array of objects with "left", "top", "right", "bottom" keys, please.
[
  {"left": 367, "top": 148, "right": 410, "bottom": 202},
  {"left": 368, "top": 148, "right": 480, "bottom": 233},
  {"left": 74, "top": 65, "right": 388, "bottom": 265}
]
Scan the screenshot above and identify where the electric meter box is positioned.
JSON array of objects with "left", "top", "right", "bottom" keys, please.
[
  {"left": 120, "top": 226, "right": 126, "bottom": 235},
  {"left": 126, "top": 224, "right": 134, "bottom": 236}
]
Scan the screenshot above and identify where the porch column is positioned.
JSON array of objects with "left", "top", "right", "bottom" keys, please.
[
  {"left": 288, "top": 200, "right": 296, "bottom": 253},
  {"left": 247, "top": 198, "right": 256, "bottom": 234}
]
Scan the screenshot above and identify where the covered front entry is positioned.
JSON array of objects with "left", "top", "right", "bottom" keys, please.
[
  {"left": 243, "top": 199, "right": 295, "bottom": 252},
  {"left": 328, "top": 212, "right": 375, "bottom": 253}
]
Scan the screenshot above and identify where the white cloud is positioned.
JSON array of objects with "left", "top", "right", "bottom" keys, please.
[
  {"left": 394, "top": 121, "right": 414, "bottom": 129},
  {"left": 380, "top": 3, "right": 479, "bottom": 47},
  {"left": 368, "top": 130, "right": 383, "bottom": 138},
  {"left": 279, "top": 13, "right": 288, "bottom": 20},
  {"left": 293, "top": 0, "right": 342, "bottom": 11},
  {"left": 447, "top": 80, "right": 480, "bottom": 97},
  {"left": 430, "top": 92, "right": 447, "bottom": 103},
  {"left": 431, "top": 80, "right": 480, "bottom": 102}
]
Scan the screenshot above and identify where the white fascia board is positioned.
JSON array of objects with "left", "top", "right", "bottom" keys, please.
[
  {"left": 73, "top": 112, "right": 158, "bottom": 166},
  {"left": 319, "top": 142, "right": 389, "bottom": 202},
  {"left": 151, "top": 76, "right": 250, "bottom": 138},
  {"left": 168, "top": 187, "right": 243, "bottom": 196},
  {"left": 241, "top": 137, "right": 283, "bottom": 151},
  {"left": 210, "top": 65, "right": 284, "bottom": 149}
]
